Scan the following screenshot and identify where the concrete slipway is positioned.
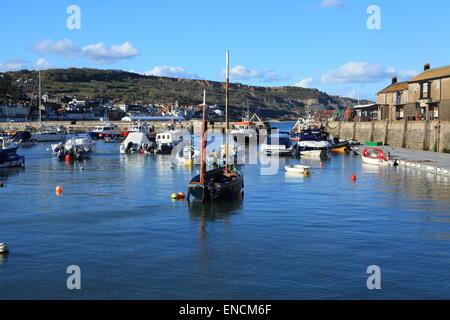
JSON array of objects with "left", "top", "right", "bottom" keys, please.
[{"left": 353, "top": 145, "right": 450, "bottom": 176}]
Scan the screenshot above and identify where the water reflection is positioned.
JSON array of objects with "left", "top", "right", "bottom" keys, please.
[
  {"left": 0, "top": 253, "right": 8, "bottom": 266},
  {"left": 0, "top": 167, "right": 24, "bottom": 181}
]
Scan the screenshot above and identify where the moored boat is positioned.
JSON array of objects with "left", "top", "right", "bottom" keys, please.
[
  {"left": 53, "top": 134, "right": 96, "bottom": 160},
  {"left": 0, "top": 243, "right": 8, "bottom": 254},
  {"left": 31, "top": 125, "right": 66, "bottom": 142},
  {"left": 88, "top": 124, "right": 121, "bottom": 140},
  {"left": 188, "top": 52, "right": 244, "bottom": 203},
  {"left": 0, "top": 138, "right": 25, "bottom": 168},
  {"left": 285, "top": 165, "right": 312, "bottom": 174},
  {"left": 361, "top": 148, "right": 398, "bottom": 166},
  {"left": 155, "top": 130, "right": 183, "bottom": 154},
  {"left": 260, "top": 132, "right": 294, "bottom": 156},
  {"left": 120, "top": 132, "right": 155, "bottom": 154}
]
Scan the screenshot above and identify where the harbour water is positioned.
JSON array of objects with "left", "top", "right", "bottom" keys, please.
[{"left": 0, "top": 123, "right": 449, "bottom": 300}]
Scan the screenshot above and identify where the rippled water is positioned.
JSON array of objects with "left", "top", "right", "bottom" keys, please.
[{"left": 0, "top": 123, "right": 449, "bottom": 300}]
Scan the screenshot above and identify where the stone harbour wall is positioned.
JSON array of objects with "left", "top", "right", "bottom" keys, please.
[{"left": 325, "top": 121, "right": 450, "bottom": 153}]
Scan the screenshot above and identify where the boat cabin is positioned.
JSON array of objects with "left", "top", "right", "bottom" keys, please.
[{"left": 156, "top": 130, "right": 183, "bottom": 145}]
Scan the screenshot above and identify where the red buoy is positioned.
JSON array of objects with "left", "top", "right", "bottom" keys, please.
[
  {"left": 351, "top": 174, "right": 357, "bottom": 182},
  {"left": 65, "top": 155, "right": 71, "bottom": 162}
]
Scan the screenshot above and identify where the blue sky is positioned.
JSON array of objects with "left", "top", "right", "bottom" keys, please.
[{"left": 1, "top": 0, "right": 449, "bottom": 100}]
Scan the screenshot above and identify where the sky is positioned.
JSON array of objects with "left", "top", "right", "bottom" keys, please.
[{"left": 1, "top": 0, "right": 449, "bottom": 100}]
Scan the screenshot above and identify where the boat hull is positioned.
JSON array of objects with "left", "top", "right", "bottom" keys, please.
[
  {"left": 188, "top": 167, "right": 244, "bottom": 202},
  {"left": 285, "top": 165, "right": 311, "bottom": 173},
  {"left": 0, "top": 156, "right": 25, "bottom": 168},
  {"left": 31, "top": 133, "right": 65, "bottom": 142}
]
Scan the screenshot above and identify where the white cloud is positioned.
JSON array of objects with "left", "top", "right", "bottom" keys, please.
[
  {"left": 33, "top": 58, "right": 54, "bottom": 70},
  {"left": 226, "top": 65, "right": 290, "bottom": 82},
  {"left": 32, "top": 39, "right": 140, "bottom": 64},
  {"left": 320, "top": 62, "right": 418, "bottom": 84},
  {"left": 82, "top": 42, "right": 140, "bottom": 64},
  {"left": 398, "top": 70, "right": 418, "bottom": 79},
  {"left": 318, "top": 0, "right": 343, "bottom": 8},
  {"left": 294, "top": 77, "right": 314, "bottom": 88},
  {"left": 144, "top": 66, "right": 199, "bottom": 79},
  {"left": 0, "top": 58, "right": 28, "bottom": 72},
  {"left": 33, "top": 39, "right": 80, "bottom": 59}
]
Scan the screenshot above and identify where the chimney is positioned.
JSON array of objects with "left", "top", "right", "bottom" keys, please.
[
  {"left": 392, "top": 76, "right": 398, "bottom": 84},
  {"left": 424, "top": 63, "right": 431, "bottom": 71}
]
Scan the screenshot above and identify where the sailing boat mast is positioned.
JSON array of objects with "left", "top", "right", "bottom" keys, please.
[
  {"left": 200, "top": 90, "right": 207, "bottom": 186},
  {"left": 225, "top": 50, "right": 230, "bottom": 172},
  {"left": 38, "top": 70, "right": 42, "bottom": 125}
]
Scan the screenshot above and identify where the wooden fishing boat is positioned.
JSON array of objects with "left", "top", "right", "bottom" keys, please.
[
  {"left": 189, "top": 166, "right": 244, "bottom": 202},
  {"left": 188, "top": 51, "right": 244, "bottom": 203}
]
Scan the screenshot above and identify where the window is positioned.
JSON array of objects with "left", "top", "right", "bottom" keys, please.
[
  {"left": 396, "top": 92, "right": 402, "bottom": 105},
  {"left": 420, "top": 82, "right": 430, "bottom": 99}
]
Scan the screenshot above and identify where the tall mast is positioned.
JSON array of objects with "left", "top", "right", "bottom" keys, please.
[
  {"left": 225, "top": 50, "right": 230, "bottom": 172},
  {"left": 200, "top": 90, "right": 207, "bottom": 185},
  {"left": 38, "top": 70, "right": 42, "bottom": 125}
]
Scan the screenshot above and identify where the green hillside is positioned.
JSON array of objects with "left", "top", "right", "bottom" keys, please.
[{"left": 1, "top": 68, "right": 372, "bottom": 120}]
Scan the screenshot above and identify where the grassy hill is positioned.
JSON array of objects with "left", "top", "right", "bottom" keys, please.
[{"left": 1, "top": 68, "right": 372, "bottom": 120}]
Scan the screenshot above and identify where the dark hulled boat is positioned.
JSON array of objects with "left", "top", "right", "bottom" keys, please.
[
  {"left": 188, "top": 166, "right": 244, "bottom": 202},
  {"left": 188, "top": 51, "right": 244, "bottom": 203}
]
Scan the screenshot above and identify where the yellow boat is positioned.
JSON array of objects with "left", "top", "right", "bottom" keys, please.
[{"left": 331, "top": 146, "right": 351, "bottom": 153}]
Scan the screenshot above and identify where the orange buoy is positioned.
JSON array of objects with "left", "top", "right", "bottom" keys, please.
[
  {"left": 55, "top": 186, "right": 63, "bottom": 195},
  {"left": 351, "top": 174, "right": 357, "bottom": 182},
  {"left": 320, "top": 162, "right": 324, "bottom": 168},
  {"left": 65, "top": 155, "right": 71, "bottom": 162},
  {"left": 177, "top": 192, "right": 186, "bottom": 200}
]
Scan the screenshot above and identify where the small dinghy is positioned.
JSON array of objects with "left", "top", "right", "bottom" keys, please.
[
  {"left": 361, "top": 148, "right": 398, "bottom": 166},
  {"left": 0, "top": 243, "right": 9, "bottom": 254},
  {"left": 285, "top": 165, "right": 312, "bottom": 174}
]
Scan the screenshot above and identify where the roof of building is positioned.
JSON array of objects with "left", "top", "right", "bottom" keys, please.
[
  {"left": 377, "top": 82, "right": 409, "bottom": 94},
  {"left": 410, "top": 65, "right": 450, "bottom": 82}
]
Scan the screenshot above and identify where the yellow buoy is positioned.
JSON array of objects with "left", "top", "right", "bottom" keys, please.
[
  {"left": 185, "top": 159, "right": 193, "bottom": 167},
  {"left": 304, "top": 170, "right": 310, "bottom": 177},
  {"left": 171, "top": 193, "right": 178, "bottom": 200}
]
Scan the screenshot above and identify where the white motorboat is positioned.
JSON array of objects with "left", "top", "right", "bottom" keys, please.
[
  {"left": 260, "top": 133, "right": 294, "bottom": 156},
  {"left": 175, "top": 145, "right": 201, "bottom": 165},
  {"left": 53, "top": 134, "right": 96, "bottom": 160},
  {"left": 120, "top": 132, "right": 155, "bottom": 154},
  {"left": 155, "top": 130, "right": 183, "bottom": 154},
  {"left": 285, "top": 165, "right": 312, "bottom": 174},
  {"left": 0, "top": 243, "right": 8, "bottom": 254},
  {"left": 31, "top": 125, "right": 66, "bottom": 142},
  {"left": 89, "top": 124, "right": 121, "bottom": 139}
]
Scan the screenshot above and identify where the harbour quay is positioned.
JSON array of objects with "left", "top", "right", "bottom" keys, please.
[
  {"left": 0, "top": 120, "right": 231, "bottom": 135},
  {"left": 325, "top": 120, "right": 450, "bottom": 153}
]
